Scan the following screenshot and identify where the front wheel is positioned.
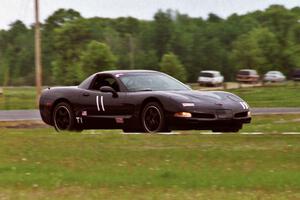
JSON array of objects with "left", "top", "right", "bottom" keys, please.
[
  {"left": 53, "top": 102, "right": 76, "bottom": 132},
  {"left": 141, "top": 102, "right": 166, "bottom": 133}
]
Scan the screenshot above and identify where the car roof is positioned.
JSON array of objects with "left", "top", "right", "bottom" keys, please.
[
  {"left": 239, "top": 69, "right": 257, "bottom": 72},
  {"left": 79, "top": 70, "right": 162, "bottom": 90},
  {"left": 97, "top": 70, "right": 157, "bottom": 75},
  {"left": 200, "top": 70, "right": 220, "bottom": 74},
  {"left": 266, "top": 71, "right": 281, "bottom": 73}
]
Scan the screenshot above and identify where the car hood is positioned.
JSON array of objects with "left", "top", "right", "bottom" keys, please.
[{"left": 164, "top": 90, "right": 246, "bottom": 110}]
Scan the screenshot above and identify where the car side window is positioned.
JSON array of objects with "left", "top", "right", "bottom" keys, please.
[{"left": 90, "top": 75, "right": 120, "bottom": 92}]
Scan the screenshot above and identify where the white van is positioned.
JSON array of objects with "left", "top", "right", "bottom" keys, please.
[{"left": 198, "top": 70, "right": 224, "bottom": 86}]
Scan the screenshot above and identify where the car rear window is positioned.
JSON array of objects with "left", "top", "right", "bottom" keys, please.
[
  {"left": 200, "top": 72, "right": 214, "bottom": 77},
  {"left": 238, "top": 71, "right": 250, "bottom": 75}
]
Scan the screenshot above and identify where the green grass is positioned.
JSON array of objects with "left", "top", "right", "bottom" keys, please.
[
  {"left": 242, "top": 114, "right": 300, "bottom": 133},
  {"left": 0, "top": 125, "right": 300, "bottom": 199},
  {"left": 0, "top": 84, "right": 300, "bottom": 109},
  {"left": 0, "top": 87, "right": 37, "bottom": 110},
  {"left": 180, "top": 114, "right": 300, "bottom": 133},
  {"left": 228, "top": 84, "right": 300, "bottom": 107}
]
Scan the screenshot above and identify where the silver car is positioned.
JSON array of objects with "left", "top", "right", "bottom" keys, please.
[
  {"left": 263, "top": 71, "right": 286, "bottom": 82},
  {"left": 198, "top": 70, "right": 224, "bottom": 86}
]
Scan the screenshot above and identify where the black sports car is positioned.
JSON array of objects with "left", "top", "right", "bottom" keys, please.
[{"left": 40, "top": 70, "right": 251, "bottom": 133}]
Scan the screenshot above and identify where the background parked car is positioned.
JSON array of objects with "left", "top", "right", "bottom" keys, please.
[
  {"left": 292, "top": 69, "right": 300, "bottom": 81},
  {"left": 263, "top": 71, "right": 286, "bottom": 82},
  {"left": 197, "top": 70, "right": 224, "bottom": 86},
  {"left": 236, "top": 69, "right": 260, "bottom": 83}
]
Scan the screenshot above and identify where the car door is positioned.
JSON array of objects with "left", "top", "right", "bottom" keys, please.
[{"left": 78, "top": 74, "right": 128, "bottom": 129}]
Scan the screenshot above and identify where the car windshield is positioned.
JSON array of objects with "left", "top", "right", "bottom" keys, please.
[
  {"left": 118, "top": 73, "right": 190, "bottom": 92},
  {"left": 238, "top": 70, "right": 251, "bottom": 75},
  {"left": 267, "top": 71, "right": 279, "bottom": 75},
  {"left": 200, "top": 72, "right": 214, "bottom": 77}
]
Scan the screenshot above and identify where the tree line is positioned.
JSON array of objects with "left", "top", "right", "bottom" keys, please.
[{"left": 0, "top": 5, "right": 300, "bottom": 86}]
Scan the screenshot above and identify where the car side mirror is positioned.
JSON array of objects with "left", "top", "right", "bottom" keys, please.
[{"left": 100, "top": 86, "right": 118, "bottom": 97}]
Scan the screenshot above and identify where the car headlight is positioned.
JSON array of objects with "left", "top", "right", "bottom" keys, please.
[
  {"left": 174, "top": 112, "right": 192, "bottom": 118},
  {"left": 248, "top": 111, "right": 251, "bottom": 117}
]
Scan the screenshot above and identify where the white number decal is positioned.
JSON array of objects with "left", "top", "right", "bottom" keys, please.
[{"left": 96, "top": 96, "right": 105, "bottom": 112}]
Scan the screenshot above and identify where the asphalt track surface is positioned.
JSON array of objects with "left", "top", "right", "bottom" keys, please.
[{"left": 0, "top": 108, "right": 300, "bottom": 121}]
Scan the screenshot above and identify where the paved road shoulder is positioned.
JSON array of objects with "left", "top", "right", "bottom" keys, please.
[{"left": 0, "top": 108, "right": 300, "bottom": 121}]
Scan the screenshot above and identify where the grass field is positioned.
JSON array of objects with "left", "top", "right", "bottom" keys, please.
[
  {"left": 213, "top": 114, "right": 300, "bottom": 133},
  {"left": 229, "top": 83, "right": 300, "bottom": 107},
  {"left": 0, "top": 129, "right": 299, "bottom": 199},
  {"left": 0, "top": 87, "right": 36, "bottom": 110},
  {"left": 0, "top": 85, "right": 299, "bottom": 199},
  {"left": 1, "top": 83, "right": 300, "bottom": 110},
  {"left": 0, "top": 114, "right": 300, "bottom": 199}
]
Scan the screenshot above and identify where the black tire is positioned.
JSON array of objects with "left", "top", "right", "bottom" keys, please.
[
  {"left": 53, "top": 102, "right": 76, "bottom": 132},
  {"left": 141, "top": 102, "right": 166, "bottom": 133}
]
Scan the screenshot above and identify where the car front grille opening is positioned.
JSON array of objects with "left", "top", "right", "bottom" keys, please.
[
  {"left": 192, "top": 113, "right": 215, "bottom": 119},
  {"left": 234, "top": 111, "right": 248, "bottom": 118}
]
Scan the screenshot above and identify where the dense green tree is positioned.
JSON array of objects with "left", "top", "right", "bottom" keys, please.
[
  {"left": 52, "top": 19, "right": 91, "bottom": 85},
  {"left": 79, "top": 41, "right": 117, "bottom": 77},
  {"left": 0, "top": 30, "right": 7, "bottom": 85},
  {"left": 230, "top": 28, "right": 280, "bottom": 73},
  {"left": 284, "top": 23, "right": 300, "bottom": 72},
  {"left": 135, "top": 50, "right": 159, "bottom": 70},
  {"left": 113, "top": 17, "right": 140, "bottom": 35},
  {"left": 153, "top": 10, "right": 174, "bottom": 58},
  {"left": 207, "top": 13, "right": 223, "bottom": 23},
  {"left": 44, "top": 9, "right": 82, "bottom": 32},
  {"left": 190, "top": 20, "right": 230, "bottom": 81},
  {"left": 42, "top": 9, "right": 82, "bottom": 84},
  {"left": 159, "top": 52, "right": 186, "bottom": 82},
  {"left": 1, "top": 5, "right": 300, "bottom": 86},
  {"left": 256, "top": 5, "right": 298, "bottom": 45},
  {"left": 169, "top": 13, "right": 197, "bottom": 79},
  {"left": 0, "top": 21, "right": 34, "bottom": 85}
]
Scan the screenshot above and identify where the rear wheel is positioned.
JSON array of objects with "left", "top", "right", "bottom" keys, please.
[
  {"left": 53, "top": 102, "right": 76, "bottom": 132},
  {"left": 141, "top": 102, "right": 166, "bottom": 133}
]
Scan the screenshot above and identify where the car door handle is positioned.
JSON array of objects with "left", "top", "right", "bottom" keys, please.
[{"left": 82, "top": 93, "right": 90, "bottom": 97}]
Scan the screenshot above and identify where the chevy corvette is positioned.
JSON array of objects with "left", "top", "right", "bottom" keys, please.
[{"left": 39, "top": 70, "right": 251, "bottom": 133}]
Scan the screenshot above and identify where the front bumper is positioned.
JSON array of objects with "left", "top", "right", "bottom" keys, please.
[
  {"left": 264, "top": 77, "right": 283, "bottom": 82},
  {"left": 167, "top": 112, "right": 251, "bottom": 130}
]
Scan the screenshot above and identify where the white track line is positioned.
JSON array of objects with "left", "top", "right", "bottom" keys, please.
[
  {"left": 83, "top": 131, "right": 300, "bottom": 135},
  {"left": 240, "top": 132, "right": 264, "bottom": 135},
  {"left": 120, "top": 132, "right": 300, "bottom": 135}
]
